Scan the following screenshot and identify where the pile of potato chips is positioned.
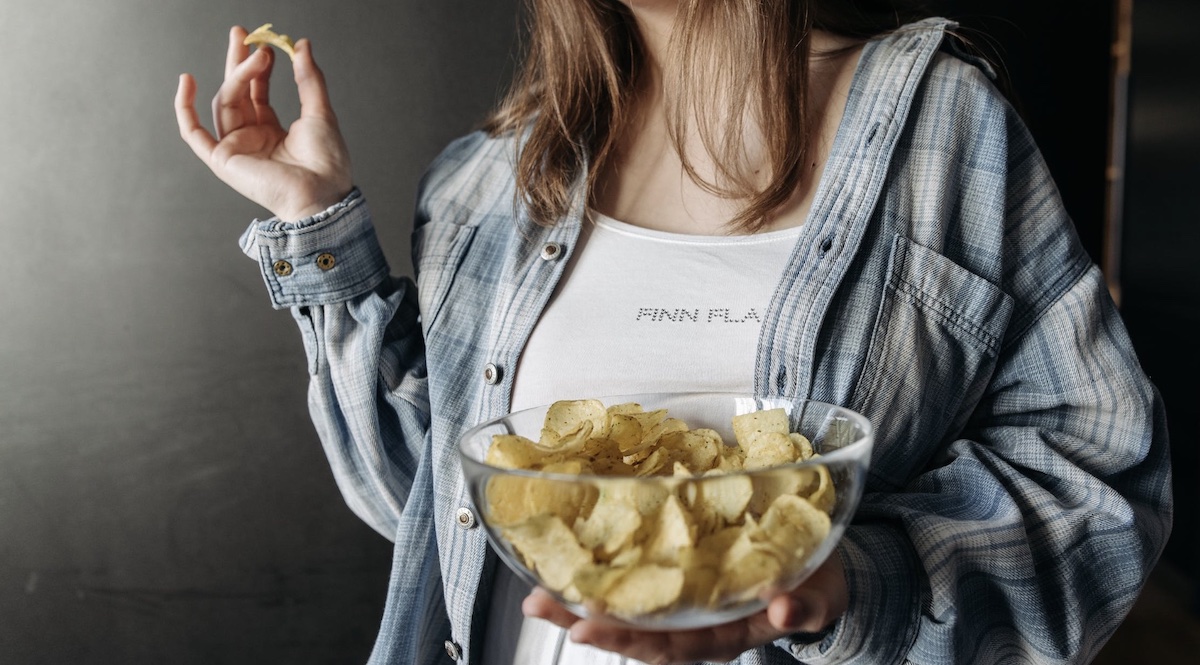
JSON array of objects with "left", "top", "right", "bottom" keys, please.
[{"left": 483, "top": 399, "right": 836, "bottom": 621}]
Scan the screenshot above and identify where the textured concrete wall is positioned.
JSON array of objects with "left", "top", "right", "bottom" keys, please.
[{"left": 0, "top": 1, "right": 518, "bottom": 662}]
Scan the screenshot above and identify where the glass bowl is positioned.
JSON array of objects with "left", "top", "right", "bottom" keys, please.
[{"left": 458, "top": 393, "right": 873, "bottom": 630}]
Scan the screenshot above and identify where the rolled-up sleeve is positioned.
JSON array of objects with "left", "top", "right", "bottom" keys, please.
[{"left": 239, "top": 188, "right": 390, "bottom": 309}]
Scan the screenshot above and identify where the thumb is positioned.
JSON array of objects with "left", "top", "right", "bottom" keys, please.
[{"left": 766, "top": 590, "right": 833, "bottom": 633}]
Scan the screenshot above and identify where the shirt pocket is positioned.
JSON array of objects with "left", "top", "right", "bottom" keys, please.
[
  {"left": 851, "top": 234, "right": 1014, "bottom": 488},
  {"left": 412, "top": 221, "right": 477, "bottom": 334}
]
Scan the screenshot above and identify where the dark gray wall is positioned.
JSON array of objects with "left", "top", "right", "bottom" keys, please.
[
  {"left": 0, "top": 1, "right": 518, "bottom": 663},
  {"left": 1122, "top": 0, "right": 1200, "bottom": 596}
]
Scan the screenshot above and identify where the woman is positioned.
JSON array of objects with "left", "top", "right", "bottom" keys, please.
[{"left": 174, "top": 1, "right": 1172, "bottom": 663}]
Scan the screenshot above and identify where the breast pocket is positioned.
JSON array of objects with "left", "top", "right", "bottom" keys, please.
[
  {"left": 412, "top": 221, "right": 477, "bottom": 334},
  {"left": 851, "top": 234, "right": 1014, "bottom": 488}
]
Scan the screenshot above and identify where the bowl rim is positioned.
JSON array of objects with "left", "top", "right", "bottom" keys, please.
[{"left": 458, "top": 392, "right": 874, "bottom": 482}]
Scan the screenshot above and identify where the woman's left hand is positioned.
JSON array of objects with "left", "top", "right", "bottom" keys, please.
[{"left": 522, "top": 554, "right": 848, "bottom": 665}]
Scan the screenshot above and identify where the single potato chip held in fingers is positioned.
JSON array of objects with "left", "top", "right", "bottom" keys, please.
[{"left": 244, "top": 23, "right": 296, "bottom": 59}]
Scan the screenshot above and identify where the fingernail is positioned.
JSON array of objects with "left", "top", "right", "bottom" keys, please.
[
  {"left": 567, "top": 624, "right": 589, "bottom": 644},
  {"left": 520, "top": 595, "right": 541, "bottom": 618}
]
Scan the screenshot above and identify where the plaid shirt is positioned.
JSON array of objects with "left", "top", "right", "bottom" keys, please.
[{"left": 239, "top": 18, "right": 1172, "bottom": 665}]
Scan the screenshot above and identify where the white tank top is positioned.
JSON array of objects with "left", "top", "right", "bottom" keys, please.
[{"left": 483, "top": 210, "right": 803, "bottom": 665}]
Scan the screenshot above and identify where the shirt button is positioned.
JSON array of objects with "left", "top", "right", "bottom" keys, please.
[
  {"left": 483, "top": 363, "right": 500, "bottom": 385},
  {"left": 456, "top": 507, "right": 477, "bottom": 529},
  {"left": 444, "top": 640, "right": 462, "bottom": 660},
  {"left": 272, "top": 260, "right": 293, "bottom": 277},
  {"left": 316, "top": 252, "right": 336, "bottom": 270},
  {"left": 539, "top": 242, "right": 562, "bottom": 260}
]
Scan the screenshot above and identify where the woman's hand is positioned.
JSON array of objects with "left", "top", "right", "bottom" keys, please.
[
  {"left": 523, "top": 554, "right": 848, "bottom": 665},
  {"left": 175, "top": 26, "right": 353, "bottom": 222}
]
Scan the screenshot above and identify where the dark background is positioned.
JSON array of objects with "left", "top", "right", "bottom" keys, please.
[
  {"left": 0, "top": 0, "right": 1194, "bottom": 663},
  {"left": 0, "top": 1, "right": 520, "bottom": 663},
  {"left": 940, "top": 0, "right": 1199, "bottom": 599}
]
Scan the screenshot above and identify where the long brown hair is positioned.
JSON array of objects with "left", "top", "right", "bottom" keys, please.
[{"left": 483, "top": 0, "right": 931, "bottom": 232}]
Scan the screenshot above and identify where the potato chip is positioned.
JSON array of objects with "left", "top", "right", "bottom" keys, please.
[
  {"left": 692, "top": 428, "right": 726, "bottom": 446},
  {"left": 731, "top": 408, "right": 790, "bottom": 447},
  {"left": 753, "top": 493, "right": 831, "bottom": 559},
  {"left": 485, "top": 476, "right": 536, "bottom": 526},
  {"left": 608, "top": 479, "right": 671, "bottom": 515},
  {"left": 696, "top": 473, "right": 753, "bottom": 522},
  {"left": 503, "top": 514, "right": 593, "bottom": 592},
  {"left": 501, "top": 508, "right": 590, "bottom": 588},
  {"left": 748, "top": 467, "right": 814, "bottom": 515},
  {"left": 633, "top": 446, "right": 670, "bottom": 475},
  {"left": 488, "top": 463, "right": 596, "bottom": 524},
  {"left": 659, "top": 430, "right": 720, "bottom": 472},
  {"left": 679, "top": 526, "right": 744, "bottom": 605},
  {"left": 572, "top": 562, "right": 628, "bottom": 599},
  {"left": 684, "top": 487, "right": 721, "bottom": 537},
  {"left": 543, "top": 399, "right": 608, "bottom": 441},
  {"left": 575, "top": 495, "right": 642, "bottom": 556},
  {"left": 615, "top": 412, "right": 668, "bottom": 456},
  {"left": 693, "top": 526, "right": 745, "bottom": 565},
  {"left": 528, "top": 461, "right": 598, "bottom": 523},
  {"left": 606, "top": 402, "right": 645, "bottom": 416},
  {"left": 716, "top": 530, "right": 785, "bottom": 601},
  {"left": 603, "top": 565, "right": 685, "bottom": 616},
  {"left": 715, "top": 444, "right": 746, "bottom": 473},
  {"left": 805, "top": 464, "right": 836, "bottom": 513},
  {"left": 644, "top": 495, "right": 695, "bottom": 565},
  {"left": 642, "top": 417, "right": 688, "bottom": 447},
  {"left": 606, "top": 413, "right": 644, "bottom": 451},
  {"left": 610, "top": 545, "right": 643, "bottom": 568},
  {"left": 680, "top": 564, "right": 721, "bottom": 606},
  {"left": 485, "top": 434, "right": 547, "bottom": 469},
  {"left": 243, "top": 23, "right": 296, "bottom": 60},
  {"left": 540, "top": 419, "right": 595, "bottom": 454},
  {"left": 790, "top": 432, "right": 815, "bottom": 459},
  {"left": 630, "top": 408, "right": 669, "bottom": 429},
  {"left": 588, "top": 450, "right": 636, "bottom": 476},
  {"left": 744, "top": 431, "right": 797, "bottom": 469}
]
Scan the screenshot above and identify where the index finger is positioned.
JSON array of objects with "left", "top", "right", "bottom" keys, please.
[
  {"left": 226, "top": 26, "right": 250, "bottom": 78},
  {"left": 522, "top": 587, "right": 580, "bottom": 629}
]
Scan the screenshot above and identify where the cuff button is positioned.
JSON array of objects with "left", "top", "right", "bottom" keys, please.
[
  {"left": 272, "top": 260, "right": 294, "bottom": 277},
  {"left": 316, "top": 253, "right": 336, "bottom": 271}
]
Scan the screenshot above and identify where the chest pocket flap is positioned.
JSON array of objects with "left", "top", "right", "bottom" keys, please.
[
  {"left": 852, "top": 234, "right": 1014, "bottom": 488},
  {"left": 412, "top": 221, "right": 477, "bottom": 334}
]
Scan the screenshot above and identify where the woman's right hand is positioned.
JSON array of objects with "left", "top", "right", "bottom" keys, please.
[{"left": 175, "top": 26, "right": 353, "bottom": 222}]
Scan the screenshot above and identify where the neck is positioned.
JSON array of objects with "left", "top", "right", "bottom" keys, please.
[{"left": 625, "top": 1, "right": 676, "bottom": 94}]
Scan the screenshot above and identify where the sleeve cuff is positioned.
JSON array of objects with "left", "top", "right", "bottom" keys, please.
[
  {"left": 775, "top": 523, "right": 925, "bottom": 664},
  {"left": 238, "top": 188, "right": 390, "bottom": 309}
]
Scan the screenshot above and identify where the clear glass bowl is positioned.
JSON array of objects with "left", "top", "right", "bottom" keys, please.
[{"left": 458, "top": 393, "right": 873, "bottom": 630}]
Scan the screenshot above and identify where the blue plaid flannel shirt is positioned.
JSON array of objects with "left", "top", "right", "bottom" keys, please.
[{"left": 238, "top": 18, "right": 1172, "bottom": 665}]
